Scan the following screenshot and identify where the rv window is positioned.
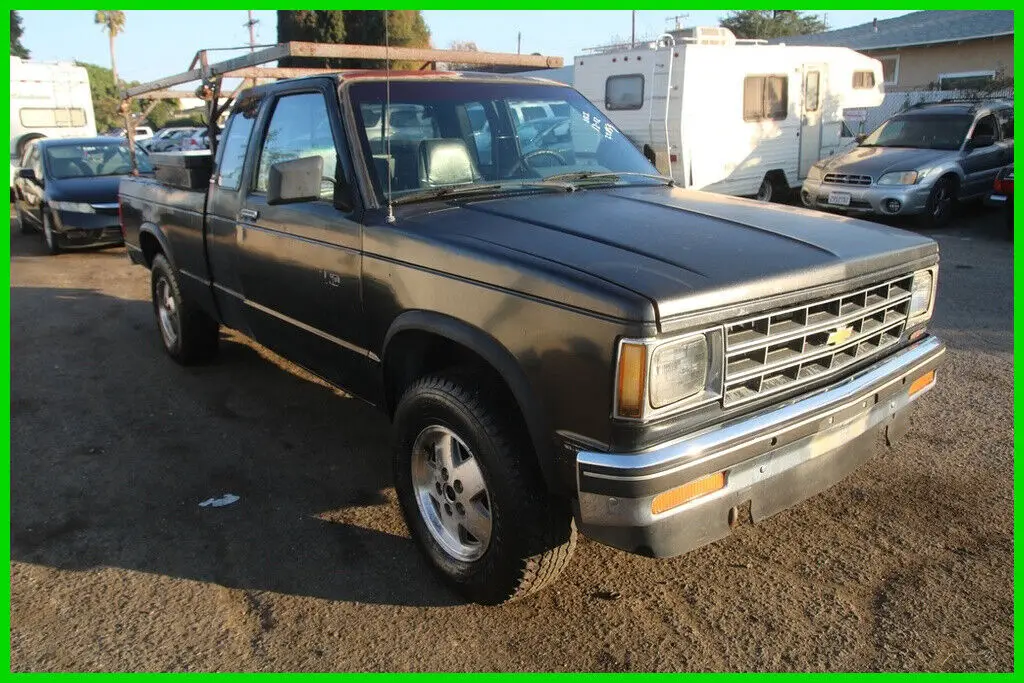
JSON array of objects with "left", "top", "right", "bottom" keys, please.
[
  {"left": 605, "top": 74, "right": 644, "bottom": 111},
  {"left": 743, "top": 76, "right": 788, "bottom": 122},
  {"left": 19, "top": 107, "right": 87, "bottom": 128},
  {"left": 853, "top": 71, "right": 876, "bottom": 89},
  {"left": 805, "top": 71, "right": 820, "bottom": 113}
]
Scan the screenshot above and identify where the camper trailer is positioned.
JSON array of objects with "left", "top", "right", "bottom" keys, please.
[
  {"left": 10, "top": 57, "right": 97, "bottom": 189},
  {"left": 572, "top": 27, "right": 885, "bottom": 200}
]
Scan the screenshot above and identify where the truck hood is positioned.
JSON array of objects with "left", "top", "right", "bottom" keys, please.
[
  {"left": 817, "top": 145, "right": 957, "bottom": 179},
  {"left": 451, "top": 185, "right": 938, "bottom": 328}
]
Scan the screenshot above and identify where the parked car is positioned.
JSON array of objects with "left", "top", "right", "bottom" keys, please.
[
  {"left": 110, "top": 125, "right": 154, "bottom": 142},
  {"left": 146, "top": 127, "right": 200, "bottom": 152},
  {"left": 12, "top": 136, "right": 152, "bottom": 253},
  {"left": 801, "top": 100, "right": 1014, "bottom": 227},
  {"left": 986, "top": 164, "right": 1013, "bottom": 238},
  {"left": 180, "top": 129, "right": 210, "bottom": 151},
  {"left": 119, "top": 72, "right": 945, "bottom": 605}
]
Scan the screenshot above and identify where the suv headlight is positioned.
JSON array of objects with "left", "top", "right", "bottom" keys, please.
[
  {"left": 615, "top": 329, "right": 723, "bottom": 420},
  {"left": 909, "top": 267, "right": 937, "bottom": 323},
  {"left": 51, "top": 201, "right": 96, "bottom": 214},
  {"left": 877, "top": 171, "right": 919, "bottom": 185}
]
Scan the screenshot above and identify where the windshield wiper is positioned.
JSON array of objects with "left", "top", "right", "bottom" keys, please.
[
  {"left": 539, "top": 171, "right": 675, "bottom": 187},
  {"left": 392, "top": 181, "right": 574, "bottom": 205}
]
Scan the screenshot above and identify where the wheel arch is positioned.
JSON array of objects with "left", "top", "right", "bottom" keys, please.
[
  {"left": 138, "top": 223, "right": 175, "bottom": 269},
  {"left": 382, "top": 311, "right": 561, "bottom": 492}
]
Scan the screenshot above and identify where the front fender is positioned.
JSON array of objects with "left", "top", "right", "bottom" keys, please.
[{"left": 383, "top": 310, "right": 563, "bottom": 493}]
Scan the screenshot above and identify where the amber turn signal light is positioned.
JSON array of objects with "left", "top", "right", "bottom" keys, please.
[
  {"left": 651, "top": 472, "right": 727, "bottom": 515},
  {"left": 617, "top": 342, "right": 647, "bottom": 418},
  {"left": 908, "top": 370, "right": 936, "bottom": 396}
]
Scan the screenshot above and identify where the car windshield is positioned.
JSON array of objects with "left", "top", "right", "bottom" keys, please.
[
  {"left": 348, "top": 80, "right": 659, "bottom": 202},
  {"left": 44, "top": 141, "right": 153, "bottom": 179},
  {"left": 861, "top": 114, "right": 974, "bottom": 151}
]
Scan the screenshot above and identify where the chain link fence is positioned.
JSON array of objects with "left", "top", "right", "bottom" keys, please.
[{"left": 849, "top": 87, "right": 1014, "bottom": 134}]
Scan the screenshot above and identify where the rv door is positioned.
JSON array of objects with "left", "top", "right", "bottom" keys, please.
[{"left": 798, "top": 65, "right": 824, "bottom": 178}]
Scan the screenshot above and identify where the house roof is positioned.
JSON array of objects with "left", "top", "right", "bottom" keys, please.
[{"left": 767, "top": 11, "right": 1014, "bottom": 51}]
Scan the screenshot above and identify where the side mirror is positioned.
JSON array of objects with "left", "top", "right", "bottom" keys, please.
[
  {"left": 855, "top": 133, "right": 868, "bottom": 144},
  {"left": 267, "top": 156, "right": 324, "bottom": 205},
  {"left": 968, "top": 134, "right": 995, "bottom": 150},
  {"left": 17, "top": 167, "right": 36, "bottom": 182}
]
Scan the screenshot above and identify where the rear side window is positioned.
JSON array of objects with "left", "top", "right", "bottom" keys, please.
[
  {"left": 216, "top": 98, "right": 260, "bottom": 190},
  {"left": 255, "top": 92, "right": 337, "bottom": 197},
  {"left": 853, "top": 71, "right": 876, "bottom": 89},
  {"left": 606, "top": 74, "right": 644, "bottom": 110},
  {"left": 743, "top": 75, "right": 788, "bottom": 121}
]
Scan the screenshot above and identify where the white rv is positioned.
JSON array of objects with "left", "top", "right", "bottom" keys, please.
[
  {"left": 572, "top": 27, "right": 885, "bottom": 200},
  {"left": 10, "top": 57, "right": 97, "bottom": 188}
]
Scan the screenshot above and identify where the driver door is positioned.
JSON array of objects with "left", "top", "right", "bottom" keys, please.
[{"left": 962, "top": 114, "right": 1007, "bottom": 197}]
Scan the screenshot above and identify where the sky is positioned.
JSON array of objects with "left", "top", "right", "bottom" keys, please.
[{"left": 19, "top": 10, "right": 914, "bottom": 85}]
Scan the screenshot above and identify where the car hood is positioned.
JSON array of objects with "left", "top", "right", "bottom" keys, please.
[
  {"left": 433, "top": 185, "right": 938, "bottom": 328},
  {"left": 817, "top": 146, "right": 957, "bottom": 178},
  {"left": 47, "top": 175, "right": 124, "bottom": 203}
]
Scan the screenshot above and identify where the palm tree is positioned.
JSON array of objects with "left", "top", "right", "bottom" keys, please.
[{"left": 94, "top": 11, "right": 126, "bottom": 90}]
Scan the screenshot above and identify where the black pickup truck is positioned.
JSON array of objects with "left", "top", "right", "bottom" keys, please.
[{"left": 119, "top": 72, "right": 945, "bottom": 605}]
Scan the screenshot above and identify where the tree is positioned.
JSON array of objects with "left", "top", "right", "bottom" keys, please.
[
  {"left": 94, "top": 11, "right": 126, "bottom": 89},
  {"left": 445, "top": 40, "right": 478, "bottom": 70},
  {"left": 276, "top": 10, "right": 346, "bottom": 68},
  {"left": 720, "top": 10, "right": 826, "bottom": 40},
  {"left": 10, "top": 10, "right": 29, "bottom": 58},
  {"left": 77, "top": 62, "right": 178, "bottom": 132},
  {"left": 342, "top": 10, "right": 432, "bottom": 69}
]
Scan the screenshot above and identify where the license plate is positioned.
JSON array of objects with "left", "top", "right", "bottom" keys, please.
[{"left": 827, "top": 191, "right": 852, "bottom": 207}]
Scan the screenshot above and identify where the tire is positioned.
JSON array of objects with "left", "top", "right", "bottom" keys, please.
[
  {"left": 150, "top": 254, "right": 219, "bottom": 364},
  {"left": 756, "top": 174, "right": 786, "bottom": 203},
  {"left": 41, "top": 209, "right": 60, "bottom": 255},
  {"left": 15, "top": 207, "right": 32, "bottom": 235},
  {"left": 393, "top": 370, "right": 576, "bottom": 605},
  {"left": 918, "top": 176, "right": 956, "bottom": 229}
]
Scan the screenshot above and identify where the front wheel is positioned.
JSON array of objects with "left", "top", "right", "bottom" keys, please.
[
  {"left": 918, "top": 177, "right": 956, "bottom": 229},
  {"left": 150, "top": 254, "right": 219, "bottom": 364},
  {"left": 393, "top": 371, "right": 576, "bottom": 604},
  {"left": 42, "top": 210, "right": 59, "bottom": 254}
]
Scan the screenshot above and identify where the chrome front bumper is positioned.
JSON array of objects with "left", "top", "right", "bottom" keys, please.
[
  {"left": 801, "top": 178, "right": 934, "bottom": 216},
  {"left": 575, "top": 336, "right": 945, "bottom": 557}
]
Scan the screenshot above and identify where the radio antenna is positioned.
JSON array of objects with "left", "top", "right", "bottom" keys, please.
[{"left": 384, "top": 9, "right": 396, "bottom": 224}]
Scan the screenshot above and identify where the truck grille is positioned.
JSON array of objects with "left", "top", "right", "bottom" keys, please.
[
  {"left": 723, "top": 274, "right": 913, "bottom": 406},
  {"left": 823, "top": 173, "right": 872, "bottom": 186}
]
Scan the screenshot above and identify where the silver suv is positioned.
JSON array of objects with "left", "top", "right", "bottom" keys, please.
[{"left": 801, "top": 100, "right": 1013, "bottom": 227}]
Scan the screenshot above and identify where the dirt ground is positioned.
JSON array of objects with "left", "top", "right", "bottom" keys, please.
[{"left": 9, "top": 206, "right": 1014, "bottom": 672}]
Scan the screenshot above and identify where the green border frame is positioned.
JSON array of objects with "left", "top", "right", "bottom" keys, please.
[{"left": 2, "top": 5, "right": 1018, "bottom": 674}]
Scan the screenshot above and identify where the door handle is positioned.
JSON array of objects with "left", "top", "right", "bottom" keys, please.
[{"left": 239, "top": 208, "right": 259, "bottom": 221}]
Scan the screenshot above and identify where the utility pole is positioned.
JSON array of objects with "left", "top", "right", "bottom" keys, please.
[
  {"left": 631, "top": 10, "right": 636, "bottom": 48},
  {"left": 244, "top": 11, "right": 259, "bottom": 87},
  {"left": 517, "top": 32, "right": 521, "bottom": 55}
]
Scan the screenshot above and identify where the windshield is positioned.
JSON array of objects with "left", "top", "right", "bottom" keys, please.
[
  {"left": 861, "top": 114, "right": 973, "bottom": 151},
  {"left": 348, "top": 80, "right": 658, "bottom": 202},
  {"left": 44, "top": 142, "right": 153, "bottom": 179}
]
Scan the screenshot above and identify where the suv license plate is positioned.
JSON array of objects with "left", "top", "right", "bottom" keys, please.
[{"left": 827, "top": 191, "right": 852, "bottom": 207}]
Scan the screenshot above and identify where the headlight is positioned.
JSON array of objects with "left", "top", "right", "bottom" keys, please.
[
  {"left": 877, "top": 171, "right": 919, "bottom": 185},
  {"left": 51, "top": 201, "right": 96, "bottom": 213},
  {"left": 909, "top": 268, "right": 936, "bottom": 322},
  {"left": 615, "top": 330, "right": 722, "bottom": 419}
]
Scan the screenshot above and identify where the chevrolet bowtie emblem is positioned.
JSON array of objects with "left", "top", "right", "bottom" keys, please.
[{"left": 826, "top": 326, "right": 855, "bottom": 347}]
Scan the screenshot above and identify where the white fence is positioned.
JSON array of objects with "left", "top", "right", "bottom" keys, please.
[{"left": 847, "top": 88, "right": 1014, "bottom": 135}]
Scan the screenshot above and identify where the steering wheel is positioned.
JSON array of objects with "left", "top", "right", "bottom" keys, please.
[{"left": 506, "top": 149, "right": 567, "bottom": 177}]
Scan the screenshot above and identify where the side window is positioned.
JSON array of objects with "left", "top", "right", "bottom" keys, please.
[
  {"left": 852, "top": 71, "right": 876, "bottom": 89},
  {"left": 216, "top": 98, "right": 260, "bottom": 190},
  {"left": 997, "top": 109, "right": 1013, "bottom": 140},
  {"left": 972, "top": 114, "right": 997, "bottom": 141},
  {"left": 743, "top": 75, "right": 788, "bottom": 121},
  {"left": 255, "top": 92, "right": 337, "bottom": 197},
  {"left": 605, "top": 74, "right": 644, "bottom": 111},
  {"left": 805, "top": 71, "right": 820, "bottom": 113}
]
